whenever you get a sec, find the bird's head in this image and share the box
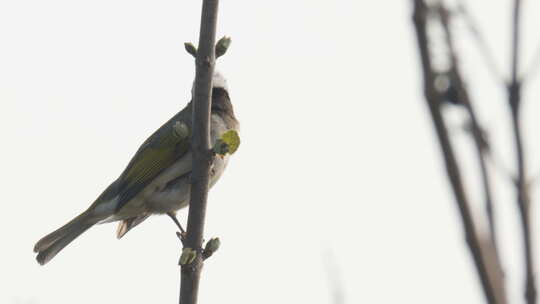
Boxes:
[211,71,229,92]
[190,71,235,122]
[191,71,229,96]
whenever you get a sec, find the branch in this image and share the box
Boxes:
[411,1,499,303]
[437,5,507,302]
[179,1,220,304]
[456,0,505,83]
[478,234,508,304]
[510,0,522,88]
[508,1,537,303]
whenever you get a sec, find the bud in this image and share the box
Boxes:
[205,237,221,253]
[184,42,198,58]
[215,36,232,58]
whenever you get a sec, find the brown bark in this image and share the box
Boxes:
[179,1,220,304]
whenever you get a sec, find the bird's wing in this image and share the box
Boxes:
[113,108,193,211]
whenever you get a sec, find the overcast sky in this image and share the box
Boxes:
[1,1,539,303]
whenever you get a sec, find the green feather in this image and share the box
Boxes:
[101,105,194,211]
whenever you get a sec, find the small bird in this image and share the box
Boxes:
[34,72,239,265]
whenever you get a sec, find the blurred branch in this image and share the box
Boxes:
[411,1,499,303]
[479,235,508,304]
[510,0,521,86]
[179,1,220,304]
[456,0,504,83]
[437,5,507,302]
[508,1,537,303]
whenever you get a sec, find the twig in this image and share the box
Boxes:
[411,1,499,303]
[437,5,507,302]
[456,0,505,83]
[179,1,220,304]
[508,1,537,303]
[510,0,521,86]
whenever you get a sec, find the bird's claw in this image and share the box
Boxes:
[176,231,187,245]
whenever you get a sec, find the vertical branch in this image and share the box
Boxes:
[508,1,537,303]
[179,1,219,304]
[510,0,521,86]
[437,6,507,302]
[411,1,498,303]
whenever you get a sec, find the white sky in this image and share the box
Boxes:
[1,0,539,303]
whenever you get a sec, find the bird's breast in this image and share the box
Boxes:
[141,113,233,214]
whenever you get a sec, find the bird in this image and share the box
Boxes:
[33,72,239,265]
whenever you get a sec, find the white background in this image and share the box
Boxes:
[1,1,539,303]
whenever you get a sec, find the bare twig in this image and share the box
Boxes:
[508,1,537,303]
[455,0,505,83]
[179,1,220,304]
[437,6,507,302]
[411,1,499,303]
[510,0,521,86]
[478,234,508,304]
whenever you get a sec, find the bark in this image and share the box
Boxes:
[179,1,220,304]
[411,1,499,302]
[508,1,536,303]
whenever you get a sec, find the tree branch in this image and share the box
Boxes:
[508,1,537,303]
[510,0,522,88]
[456,0,504,83]
[437,6,507,302]
[179,1,220,304]
[411,1,499,303]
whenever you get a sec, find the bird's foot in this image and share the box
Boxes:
[176,231,187,246]
[167,212,186,245]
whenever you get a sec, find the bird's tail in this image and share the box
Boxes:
[33,210,101,265]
